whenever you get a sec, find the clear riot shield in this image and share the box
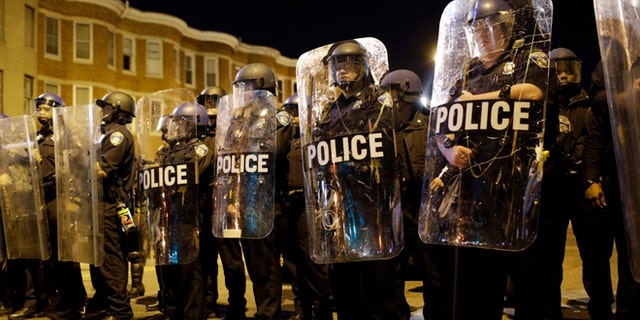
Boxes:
[593,0,640,281]
[54,104,104,265]
[134,88,196,264]
[136,88,200,265]
[419,0,552,251]
[213,90,276,239]
[0,115,50,260]
[296,37,403,264]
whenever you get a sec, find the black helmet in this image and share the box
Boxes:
[165,102,208,143]
[380,69,424,104]
[35,93,65,109]
[34,93,65,126]
[323,39,372,90]
[197,86,227,107]
[95,91,136,124]
[281,93,299,117]
[549,47,582,86]
[233,63,277,96]
[465,0,514,61]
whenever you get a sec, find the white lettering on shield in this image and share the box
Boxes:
[433,100,531,134]
[139,164,189,190]
[306,132,384,168]
[216,153,270,174]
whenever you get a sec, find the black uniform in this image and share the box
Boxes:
[276,114,333,320]
[436,45,549,319]
[581,61,640,319]
[318,84,407,320]
[86,121,135,320]
[156,136,213,320]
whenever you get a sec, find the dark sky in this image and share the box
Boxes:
[128,1,600,88]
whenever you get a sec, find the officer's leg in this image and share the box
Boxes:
[218,238,247,318]
[242,234,282,319]
[127,251,146,298]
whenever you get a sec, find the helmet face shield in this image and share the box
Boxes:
[465,12,514,61]
[331,55,365,89]
[166,114,196,143]
[553,59,582,85]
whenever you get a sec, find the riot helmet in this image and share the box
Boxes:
[197,86,227,128]
[33,93,65,127]
[380,69,424,106]
[165,102,207,143]
[281,93,299,117]
[95,91,136,124]
[323,39,373,91]
[549,47,582,88]
[156,114,171,140]
[464,0,515,63]
[233,63,277,96]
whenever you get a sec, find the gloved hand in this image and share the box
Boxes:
[33,149,43,164]
[95,162,107,178]
[585,182,606,208]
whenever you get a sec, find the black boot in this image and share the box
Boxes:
[128,251,146,298]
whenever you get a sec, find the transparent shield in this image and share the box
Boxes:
[135,88,200,265]
[0,115,50,260]
[593,0,640,281]
[213,90,277,239]
[297,37,403,264]
[54,104,104,265]
[419,0,552,251]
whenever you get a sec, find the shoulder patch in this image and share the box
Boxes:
[276,110,292,126]
[378,92,393,107]
[195,144,209,158]
[529,51,549,69]
[109,131,124,146]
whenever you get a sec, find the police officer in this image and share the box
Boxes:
[432,0,550,318]
[227,63,284,320]
[276,93,333,320]
[535,47,593,319]
[197,86,249,319]
[31,94,87,320]
[84,91,136,320]
[155,102,212,319]
[318,39,408,320]
[583,60,640,320]
[380,70,452,320]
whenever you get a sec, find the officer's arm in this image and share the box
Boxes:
[457,83,543,101]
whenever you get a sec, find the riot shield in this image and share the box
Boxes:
[296,37,403,264]
[136,88,200,265]
[593,0,640,281]
[54,104,104,265]
[134,88,197,264]
[0,115,51,260]
[213,89,276,239]
[419,0,552,251]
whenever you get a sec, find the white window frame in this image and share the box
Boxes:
[204,56,219,87]
[73,85,92,105]
[146,40,163,78]
[107,30,116,68]
[184,52,195,87]
[74,22,92,62]
[44,16,60,58]
[123,36,135,74]
[174,47,180,83]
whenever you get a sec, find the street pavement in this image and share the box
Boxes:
[0,224,617,319]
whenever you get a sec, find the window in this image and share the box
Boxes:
[0,0,4,42]
[123,37,134,72]
[24,6,34,48]
[75,22,91,61]
[174,48,180,82]
[277,80,283,102]
[204,57,219,87]
[146,41,162,77]
[184,54,194,86]
[24,75,33,114]
[44,83,61,97]
[107,31,115,67]
[74,86,92,105]
[45,16,60,56]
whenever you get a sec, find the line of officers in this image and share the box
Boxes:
[1,43,638,320]
[0,59,431,320]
